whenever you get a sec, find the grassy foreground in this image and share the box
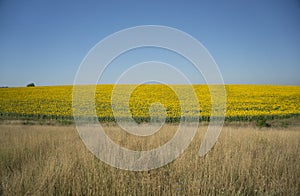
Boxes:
[0,124,299,195]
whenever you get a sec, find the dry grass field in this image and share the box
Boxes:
[0,122,299,195]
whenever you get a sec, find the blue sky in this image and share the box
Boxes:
[0,0,299,86]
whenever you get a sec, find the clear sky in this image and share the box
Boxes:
[0,0,299,86]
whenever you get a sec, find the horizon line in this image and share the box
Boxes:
[1,83,300,88]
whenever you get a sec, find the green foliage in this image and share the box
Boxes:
[256,117,271,128]
[280,121,289,128]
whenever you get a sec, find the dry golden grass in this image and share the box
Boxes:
[0,124,299,195]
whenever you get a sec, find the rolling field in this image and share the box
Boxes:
[0,85,300,195]
[0,85,299,122]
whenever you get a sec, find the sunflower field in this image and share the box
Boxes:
[0,85,299,122]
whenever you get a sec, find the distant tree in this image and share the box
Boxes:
[27,83,35,87]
